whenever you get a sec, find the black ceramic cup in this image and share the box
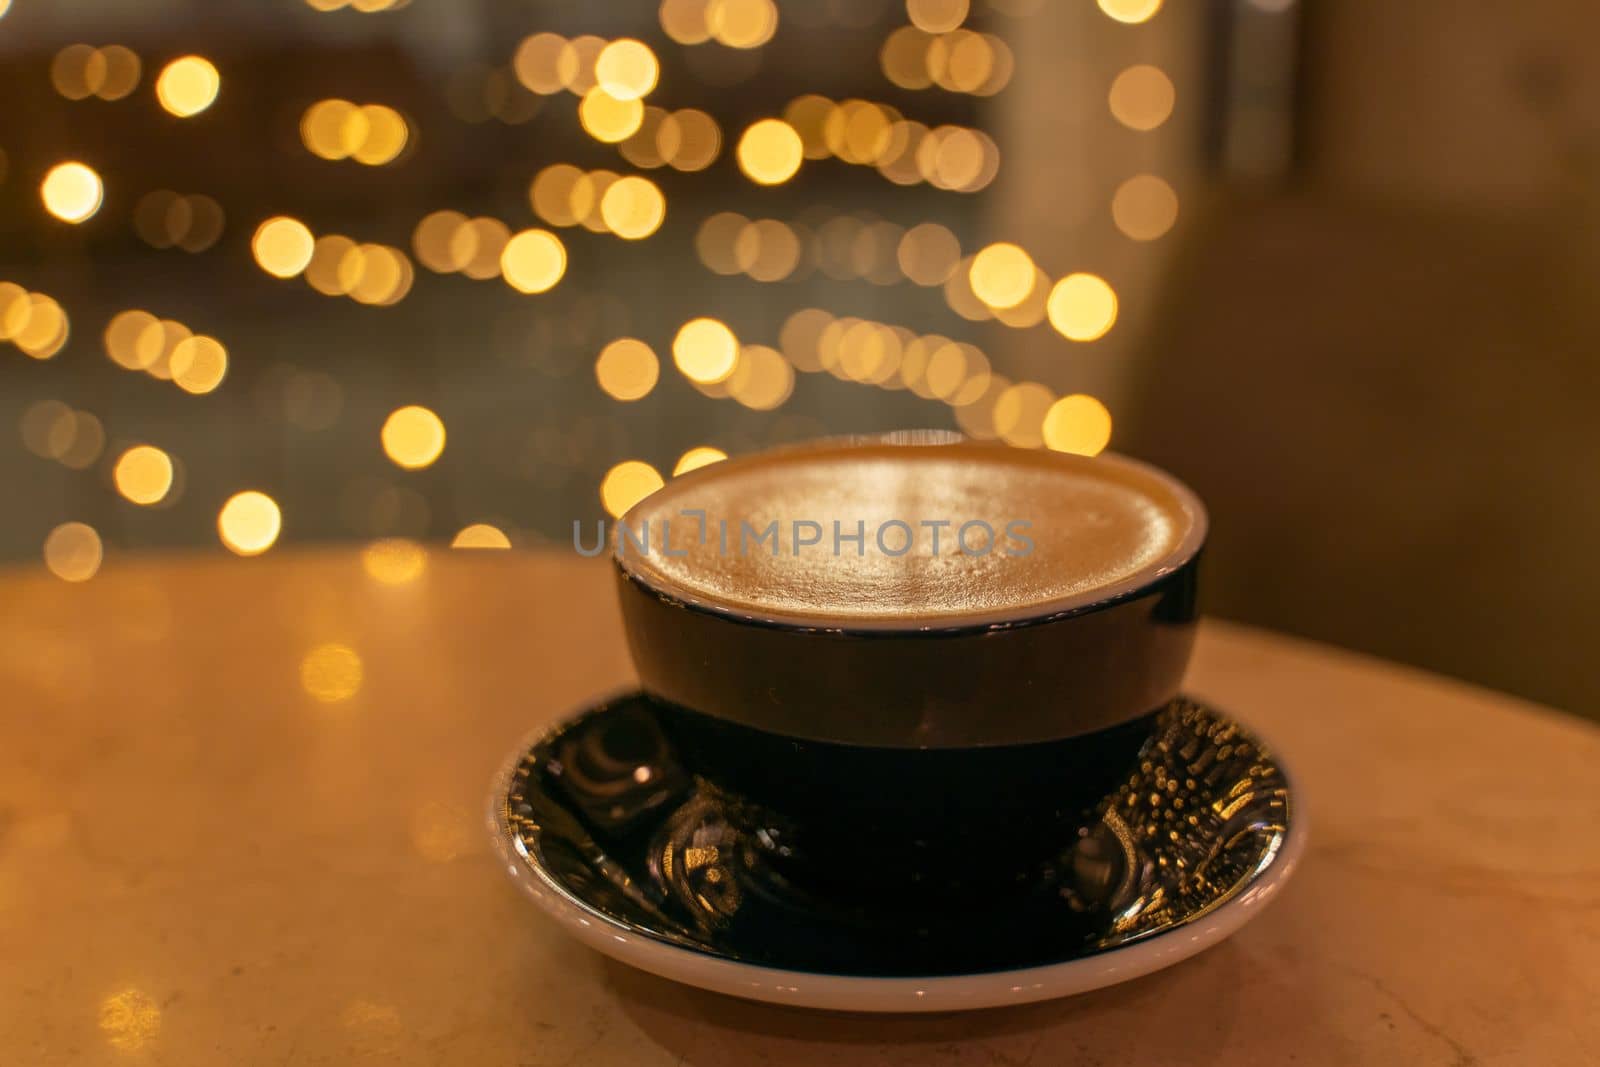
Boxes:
[611,436,1207,902]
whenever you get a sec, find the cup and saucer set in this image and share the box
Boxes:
[489,438,1304,1013]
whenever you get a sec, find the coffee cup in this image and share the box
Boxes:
[611,434,1206,901]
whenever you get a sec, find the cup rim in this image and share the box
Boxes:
[613,437,1208,635]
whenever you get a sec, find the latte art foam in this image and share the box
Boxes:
[619,441,1198,625]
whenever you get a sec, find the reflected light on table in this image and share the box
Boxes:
[300,642,364,703]
[361,537,428,583]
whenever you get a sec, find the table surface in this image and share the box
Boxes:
[1,550,1596,1066]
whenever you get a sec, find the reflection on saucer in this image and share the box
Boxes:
[497,694,1292,979]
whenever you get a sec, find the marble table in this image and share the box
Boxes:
[1,550,1595,1064]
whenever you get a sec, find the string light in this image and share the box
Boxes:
[736,118,803,185]
[595,338,660,401]
[155,55,219,117]
[673,318,739,384]
[1046,273,1118,342]
[40,162,103,223]
[217,491,282,556]
[381,406,446,469]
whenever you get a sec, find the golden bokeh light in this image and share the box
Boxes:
[927,30,1000,93]
[993,381,1055,448]
[579,87,644,143]
[897,222,961,286]
[595,39,659,101]
[707,0,778,48]
[113,445,175,505]
[362,538,428,584]
[53,44,141,101]
[1047,273,1118,342]
[103,309,158,369]
[1043,394,1113,456]
[594,338,660,401]
[673,317,739,384]
[659,108,722,171]
[500,229,567,293]
[968,242,1036,309]
[1112,174,1179,241]
[301,100,408,164]
[673,446,728,476]
[881,28,934,91]
[4,291,71,359]
[21,404,103,469]
[660,0,712,44]
[562,35,607,95]
[943,255,993,321]
[599,176,666,239]
[993,267,1051,328]
[783,94,836,159]
[1109,65,1175,131]
[252,216,315,278]
[452,523,512,549]
[169,335,228,394]
[779,308,832,373]
[907,0,969,33]
[301,643,364,703]
[449,217,510,279]
[737,118,803,185]
[412,209,471,271]
[695,211,748,275]
[600,460,665,518]
[353,104,409,165]
[381,405,446,470]
[217,491,281,556]
[530,165,584,227]
[1098,0,1162,21]
[155,55,220,117]
[727,344,795,410]
[570,170,618,233]
[734,218,801,282]
[512,32,569,94]
[44,522,102,582]
[40,162,103,223]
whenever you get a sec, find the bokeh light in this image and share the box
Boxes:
[907,0,969,33]
[40,162,103,223]
[452,523,512,548]
[1046,273,1118,342]
[500,229,567,293]
[673,318,739,384]
[301,643,364,703]
[737,119,803,185]
[114,445,175,505]
[993,381,1055,448]
[43,522,102,582]
[1112,174,1179,240]
[673,446,728,475]
[169,335,229,394]
[599,176,666,239]
[600,460,665,518]
[595,338,660,401]
[155,55,220,117]
[362,538,428,584]
[707,0,778,48]
[1097,0,1163,23]
[381,405,447,469]
[968,242,1035,309]
[217,491,282,556]
[660,0,713,44]
[1042,394,1113,456]
[1109,65,1175,130]
[595,39,659,100]
[252,217,315,278]
[579,88,644,143]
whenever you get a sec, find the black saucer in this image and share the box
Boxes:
[492,692,1296,984]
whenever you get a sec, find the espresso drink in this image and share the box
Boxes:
[624,441,1191,626]
[611,437,1206,901]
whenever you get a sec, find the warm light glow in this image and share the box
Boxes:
[512,32,569,94]
[993,381,1055,448]
[44,522,102,582]
[1047,273,1118,342]
[4,292,71,359]
[251,217,314,278]
[659,108,721,171]
[1043,394,1113,456]
[673,318,739,384]
[114,445,175,505]
[104,309,158,369]
[98,989,160,1051]
[1112,174,1179,240]
[381,405,446,469]
[897,222,961,286]
[595,338,660,401]
[40,162,103,223]
[695,211,748,275]
[362,538,428,584]
[499,229,567,293]
[169,335,229,394]
[673,446,728,476]
[412,210,470,271]
[707,0,778,48]
[452,523,512,549]
[530,166,583,227]
[660,0,713,44]
[881,28,934,91]
[155,55,220,117]
[907,0,968,32]
[968,242,1036,309]
[351,104,408,165]
[301,643,364,703]
[1098,0,1162,21]
[736,119,803,185]
[600,460,665,518]
[727,344,794,410]
[217,491,281,556]
[595,39,659,100]
[733,219,801,282]
[599,176,666,239]
[579,87,644,143]
[1109,65,1175,130]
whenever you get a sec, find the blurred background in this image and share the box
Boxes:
[1,0,1594,715]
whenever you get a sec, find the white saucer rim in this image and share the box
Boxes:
[487,697,1306,1014]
